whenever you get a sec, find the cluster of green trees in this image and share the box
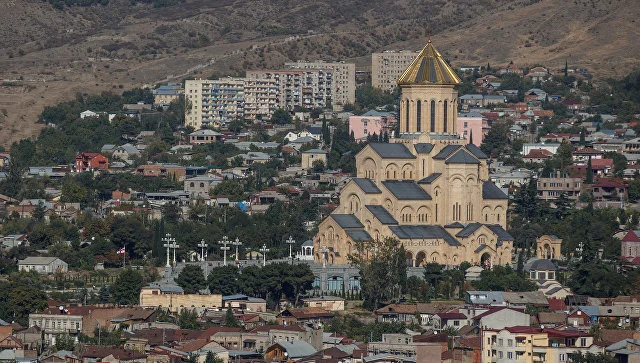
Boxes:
[176,263,315,308]
[327,315,406,342]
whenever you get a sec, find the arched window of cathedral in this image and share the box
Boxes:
[403,171,406,179]
[443,100,448,132]
[416,100,421,132]
[394,171,397,179]
[485,214,488,222]
[386,170,390,178]
[430,100,436,132]
[497,213,500,222]
[435,204,438,222]
[406,100,410,132]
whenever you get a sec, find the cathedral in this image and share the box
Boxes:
[313,39,514,268]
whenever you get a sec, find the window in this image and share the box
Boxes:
[454,320,460,326]
[444,100,448,132]
[430,100,436,131]
[508,339,513,347]
[416,100,421,132]
[498,352,503,359]
[580,338,586,346]
[364,129,368,135]
[507,352,513,359]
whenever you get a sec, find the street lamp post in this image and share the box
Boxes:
[285,236,295,265]
[259,244,270,267]
[232,238,243,262]
[170,241,180,268]
[218,236,230,266]
[198,239,208,277]
[162,233,174,268]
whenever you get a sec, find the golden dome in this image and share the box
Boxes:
[397,39,461,86]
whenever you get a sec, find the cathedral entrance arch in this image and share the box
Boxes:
[481,253,492,269]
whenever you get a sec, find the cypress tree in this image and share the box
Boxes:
[586,156,594,184]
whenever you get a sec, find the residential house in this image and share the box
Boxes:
[18,257,68,274]
[75,153,109,172]
[589,179,627,203]
[502,291,549,308]
[301,149,328,169]
[153,83,183,106]
[523,149,553,163]
[300,296,345,311]
[567,306,599,327]
[265,340,316,361]
[189,130,222,144]
[521,143,559,155]
[221,295,267,312]
[276,307,334,325]
[572,148,604,163]
[606,338,640,362]
[183,175,223,198]
[79,345,147,363]
[457,112,488,147]
[465,291,506,307]
[432,313,467,330]
[471,307,530,330]
[621,230,640,264]
[368,334,419,358]
[112,144,141,161]
[231,152,270,166]
[348,110,396,141]
[80,110,100,119]
[1,234,29,249]
[376,304,419,325]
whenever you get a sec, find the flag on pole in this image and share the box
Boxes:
[117,247,125,254]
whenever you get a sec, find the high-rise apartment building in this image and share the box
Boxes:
[185,78,244,129]
[185,77,278,129]
[285,61,356,108]
[246,69,334,111]
[371,51,420,92]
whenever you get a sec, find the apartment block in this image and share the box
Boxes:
[482,327,602,363]
[246,69,333,111]
[185,78,244,129]
[371,50,419,92]
[243,78,279,122]
[285,61,356,108]
[537,172,582,200]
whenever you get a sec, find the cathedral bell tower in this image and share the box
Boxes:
[397,38,461,135]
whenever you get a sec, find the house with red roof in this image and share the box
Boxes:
[433,312,468,330]
[621,230,640,264]
[75,152,108,172]
[523,148,553,163]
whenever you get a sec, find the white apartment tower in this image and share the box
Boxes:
[246,69,334,111]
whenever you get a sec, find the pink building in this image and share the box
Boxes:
[348,111,397,142]
[457,113,487,147]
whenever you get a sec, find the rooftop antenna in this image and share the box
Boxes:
[426,23,432,43]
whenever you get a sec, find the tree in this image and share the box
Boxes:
[98,286,111,303]
[605,151,628,178]
[312,160,325,173]
[207,265,242,295]
[178,308,200,329]
[55,334,76,351]
[584,156,594,184]
[480,121,510,158]
[175,265,207,294]
[270,108,292,125]
[554,141,573,170]
[110,268,144,305]
[205,351,224,363]
[348,237,407,310]
[321,119,330,144]
[223,307,241,327]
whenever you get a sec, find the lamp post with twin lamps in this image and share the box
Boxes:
[218,236,230,266]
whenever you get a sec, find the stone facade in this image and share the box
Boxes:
[314,40,513,268]
[139,287,222,313]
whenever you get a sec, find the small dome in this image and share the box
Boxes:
[529,259,557,271]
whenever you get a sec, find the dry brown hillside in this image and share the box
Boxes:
[0,0,638,147]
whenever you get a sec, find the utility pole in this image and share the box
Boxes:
[260,244,270,267]
[170,241,180,268]
[218,236,230,266]
[285,236,295,265]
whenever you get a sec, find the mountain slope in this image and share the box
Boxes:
[0,0,638,146]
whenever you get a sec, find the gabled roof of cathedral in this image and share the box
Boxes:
[382,181,432,200]
[389,225,461,246]
[365,205,398,225]
[352,178,381,193]
[418,173,442,184]
[445,149,480,164]
[330,214,364,229]
[369,143,415,159]
[397,40,461,86]
[456,223,483,237]
[465,144,488,159]
[346,230,372,241]
[475,244,492,253]
[482,181,508,199]
[486,225,514,241]
[414,143,435,154]
[433,145,462,159]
